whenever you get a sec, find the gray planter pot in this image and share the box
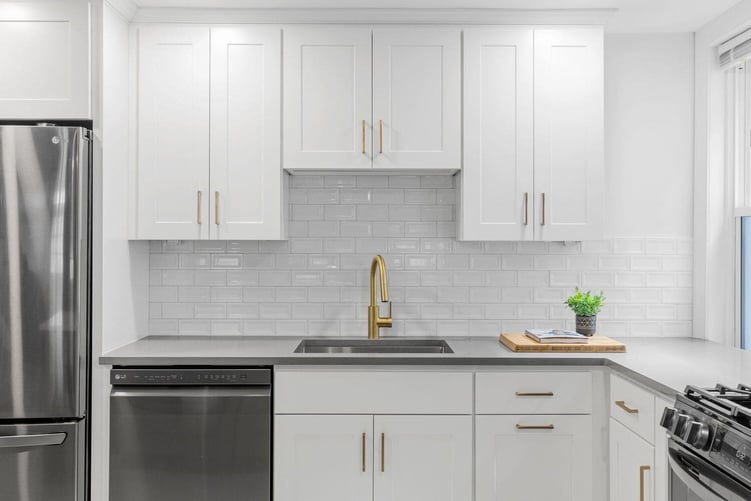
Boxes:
[575,315,597,336]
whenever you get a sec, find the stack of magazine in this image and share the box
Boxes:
[525,329,590,344]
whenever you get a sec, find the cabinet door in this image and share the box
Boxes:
[275,414,373,501]
[0,0,90,119]
[654,397,672,501]
[372,28,461,170]
[534,28,603,241]
[283,26,372,170]
[373,415,472,501]
[476,415,592,501]
[610,418,655,501]
[210,26,284,240]
[460,28,534,241]
[135,26,210,239]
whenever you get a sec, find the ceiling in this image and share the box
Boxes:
[131,0,742,32]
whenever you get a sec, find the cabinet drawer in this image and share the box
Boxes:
[610,374,656,444]
[476,371,592,414]
[275,368,473,414]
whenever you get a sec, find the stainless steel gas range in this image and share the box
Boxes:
[661,385,751,500]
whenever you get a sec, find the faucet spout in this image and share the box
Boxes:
[368,255,393,340]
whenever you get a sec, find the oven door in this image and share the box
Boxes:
[668,439,751,501]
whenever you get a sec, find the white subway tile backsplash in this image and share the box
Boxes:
[148,175,693,338]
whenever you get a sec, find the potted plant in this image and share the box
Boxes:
[565,288,605,337]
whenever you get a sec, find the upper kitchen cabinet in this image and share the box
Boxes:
[132,25,285,240]
[459,27,604,241]
[283,26,461,172]
[0,0,90,119]
[372,28,461,170]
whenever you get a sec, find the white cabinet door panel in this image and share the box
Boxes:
[210,26,283,240]
[0,0,90,119]
[275,414,373,501]
[476,415,592,501]
[534,28,603,241]
[372,28,461,170]
[284,27,372,170]
[374,415,472,501]
[610,418,655,501]
[461,28,533,240]
[136,26,210,239]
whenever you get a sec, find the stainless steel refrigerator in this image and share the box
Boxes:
[0,125,91,501]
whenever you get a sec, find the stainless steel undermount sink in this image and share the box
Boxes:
[294,338,454,354]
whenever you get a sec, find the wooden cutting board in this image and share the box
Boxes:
[500,333,626,353]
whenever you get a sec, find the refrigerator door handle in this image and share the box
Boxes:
[0,432,67,448]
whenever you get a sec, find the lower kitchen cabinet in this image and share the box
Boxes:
[274,414,472,501]
[274,414,373,501]
[610,418,655,501]
[475,415,593,501]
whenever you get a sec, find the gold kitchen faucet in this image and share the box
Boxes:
[368,255,393,340]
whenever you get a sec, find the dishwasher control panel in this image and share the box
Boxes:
[111,368,271,386]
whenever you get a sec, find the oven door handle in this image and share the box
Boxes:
[668,451,726,501]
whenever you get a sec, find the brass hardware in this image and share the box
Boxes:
[362,120,366,155]
[523,192,529,226]
[516,424,555,430]
[380,432,385,472]
[540,192,546,226]
[639,465,650,501]
[361,433,366,472]
[197,190,203,225]
[515,392,554,397]
[215,191,220,225]
[379,119,383,154]
[368,255,392,340]
[615,400,639,414]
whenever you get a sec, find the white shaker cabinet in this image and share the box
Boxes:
[283,26,461,172]
[274,414,373,501]
[476,415,593,501]
[283,27,372,171]
[0,0,90,119]
[373,416,472,501]
[610,418,655,501]
[460,28,534,241]
[460,27,603,241]
[133,25,285,240]
[135,26,211,240]
[372,28,461,171]
[534,28,604,241]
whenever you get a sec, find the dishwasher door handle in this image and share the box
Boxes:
[111,387,271,399]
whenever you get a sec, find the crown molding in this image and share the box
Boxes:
[106,0,138,21]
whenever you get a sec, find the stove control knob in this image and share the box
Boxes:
[673,414,691,436]
[685,421,711,450]
[660,408,677,429]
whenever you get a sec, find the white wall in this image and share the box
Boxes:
[604,33,694,239]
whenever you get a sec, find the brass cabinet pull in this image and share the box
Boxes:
[523,192,529,225]
[515,391,554,397]
[615,400,639,414]
[516,424,555,430]
[361,433,366,472]
[215,191,220,225]
[380,432,385,472]
[196,190,203,225]
[362,120,366,155]
[379,119,383,154]
[639,465,650,501]
[540,192,546,226]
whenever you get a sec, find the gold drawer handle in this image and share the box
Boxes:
[523,192,529,226]
[615,400,639,414]
[361,432,366,472]
[380,432,385,472]
[639,465,650,501]
[516,424,555,430]
[362,120,366,155]
[515,391,554,397]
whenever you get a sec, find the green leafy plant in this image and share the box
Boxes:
[565,288,605,317]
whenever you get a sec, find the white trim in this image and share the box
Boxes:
[735,207,751,218]
[132,7,615,25]
[719,27,751,58]
[106,0,137,21]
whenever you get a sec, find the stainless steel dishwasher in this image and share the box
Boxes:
[109,368,271,501]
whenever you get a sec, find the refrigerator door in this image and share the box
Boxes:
[0,421,85,501]
[0,126,90,420]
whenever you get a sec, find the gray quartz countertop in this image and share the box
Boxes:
[100,336,748,397]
